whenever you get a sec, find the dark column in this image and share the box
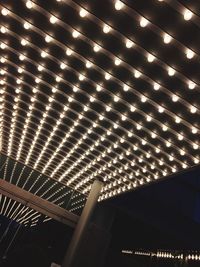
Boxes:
[62,180,103,267]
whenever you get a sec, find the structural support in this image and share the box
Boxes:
[0,179,78,227]
[62,180,103,267]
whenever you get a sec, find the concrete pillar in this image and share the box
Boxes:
[62,180,103,267]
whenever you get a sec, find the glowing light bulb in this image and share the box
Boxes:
[188,81,196,90]
[126,39,134,48]
[140,17,149,27]
[0,26,7,34]
[153,82,160,90]
[66,48,73,56]
[50,15,58,24]
[21,39,28,46]
[123,84,129,91]
[79,8,88,18]
[134,70,141,78]
[103,24,111,33]
[26,1,33,9]
[147,53,155,62]
[105,73,111,80]
[86,61,92,68]
[183,9,193,21]
[45,35,52,43]
[1,8,9,16]
[172,94,179,102]
[190,106,197,113]
[163,33,172,44]
[114,58,121,66]
[24,21,31,30]
[186,48,195,59]
[168,66,175,76]
[72,30,80,38]
[115,0,124,10]
[93,44,101,52]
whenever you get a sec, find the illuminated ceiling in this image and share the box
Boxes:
[0,0,199,204]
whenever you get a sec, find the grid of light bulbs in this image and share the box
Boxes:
[0,0,199,201]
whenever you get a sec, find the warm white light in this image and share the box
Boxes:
[172,95,179,102]
[126,39,134,48]
[66,48,73,56]
[153,82,160,90]
[72,30,80,38]
[0,26,7,34]
[188,81,196,90]
[1,8,9,16]
[183,9,193,21]
[23,22,31,30]
[26,1,33,9]
[123,84,129,91]
[134,70,141,78]
[103,24,111,33]
[94,44,101,52]
[21,39,28,46]
[50,15,58,24]
[45,35,52,43]
[60,62,66,69]
[115,0,124,10]
[147,53,155,62]
[41,51,47,58]
[114,58,121,66]
[140,17,149,27]
[105,73,111,80]
[79,8,88,18]
[190,106,197,113]
[167,66,175,76]
[186,48,195,59]
[86,61,92,68]
[163,33,172,44]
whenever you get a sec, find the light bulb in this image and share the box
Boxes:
[79,8,88,18]
[163,33,172,44]
[140,17,149,27]
[26,1,33,9]
[172,94,179,102]
[126,39,134,48]
[134,70,141,78]
[114,58,121,66]
[168,66,175,76]
[147,53,155,62]
[183,9,193,21]
[153,82,160,90]
[115,0,124,10]
[1,8,9,16]
[24,22,32,31]
[66,48,73,56]
[86,61,92,68]
[188,81,196,90]
[103,24,111,33]
[72,30,80,38]
[50,15,58,24]
[190,106,197,113]
[45,35,52,43]
[0,26,7,34]
[186,48,195,59]
[93,44,101,52]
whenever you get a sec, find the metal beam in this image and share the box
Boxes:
[0,179,79,227]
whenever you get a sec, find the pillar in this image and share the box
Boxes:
[62,180,103,267]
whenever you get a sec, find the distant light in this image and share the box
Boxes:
[183,9,193,21]
[153,82,160,90]
[140,17,149,27]
[190,106,197,113]
[163,33,172,44]
[115,0,124,10]
[45,35,52,43]
[172,95,179,102]
[24,22,31,30]
[134,70,141,78]
[115,58,121,66]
